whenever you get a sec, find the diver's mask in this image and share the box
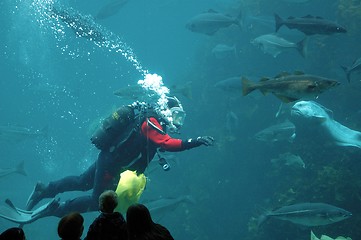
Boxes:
[170,106,186,129]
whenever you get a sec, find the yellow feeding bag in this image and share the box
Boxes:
[115,170,147,214]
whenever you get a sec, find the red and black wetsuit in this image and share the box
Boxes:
[43,115,197,217]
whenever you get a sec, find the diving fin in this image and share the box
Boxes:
[0,198,59,224]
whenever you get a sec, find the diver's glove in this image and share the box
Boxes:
[182,136,214,150]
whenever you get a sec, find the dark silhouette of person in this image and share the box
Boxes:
[25,96,214,219]
[0,227,26,240]
[126,203,174,240]
[58,212,84,240]
[85,190,127,240]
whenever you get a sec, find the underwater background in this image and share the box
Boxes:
[1,0,361,239]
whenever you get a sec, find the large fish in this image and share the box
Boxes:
[291,101,361,148]
[251,33,307,58]
[275,14,347,35]
[341,57,361,83]
[0,125,48,143]
[242,72,340,103]
[0,161,27,179]
[186,9,242,36]
[271,152,305,169]
[211,44,237,59]
[114,82,192,100]
[214,76,243,92]
[258,202,351,227]
[95,0,128,20]
[143,195,195,221]
[254,120,296,143]
[50,6,107,43]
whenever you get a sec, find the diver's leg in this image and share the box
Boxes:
[92,150,121,202]
[52,196,97,217]
[26,163,96,210]
[46,151,121,218]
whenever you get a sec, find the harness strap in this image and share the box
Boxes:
[146,118,166,135]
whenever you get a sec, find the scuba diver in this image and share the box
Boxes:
[22,96,214,220]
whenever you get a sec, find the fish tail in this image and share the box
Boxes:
[184,195,196,204]
[274,13,284,32]
[340,65,351,83]
[296,37,308,58]
[242,77,256,96]
[16,161,27,176]
[235,9,243,30]
[257,214,269,227]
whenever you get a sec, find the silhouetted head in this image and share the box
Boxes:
[99,190,118,213]
[0,227,25,240]
[126,203,153,235]
[57,212,84,240]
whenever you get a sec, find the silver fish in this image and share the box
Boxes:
[258,202,351,227]
[50,6,107,43]
[291,101,361,148]
[0,161,27,179]
[242,72,340,103]
[214,76,242,92]
[186,9,242,36]
[251,33,307,58]
[114,82,192,100]
[211,44,237,59]
[254,120,296,143]
[271,152,305,168]
[275,14,347,36]
[0,125,48,143]
[95,0,128,20]
[341,57,361,82]
[143,195,195,220]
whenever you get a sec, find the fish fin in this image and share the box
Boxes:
[296,37,308,58]
[293,70,305,75]
[314,116,327,123]
[16,161,27,176]
[274,14,284,32]
[274,94,298,103]
[340,65,351,83]
[259,89,268,96]
[257,213,269,227]
[288,133,296,143]
[205,30,218,36]
[302,14,315,18]
[242,77,256,96]
[260,77,270,82]
[171,81,193,100]
[274,72,290,78]
[234,9,243,30]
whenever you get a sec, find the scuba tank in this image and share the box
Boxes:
[91,105,135,151]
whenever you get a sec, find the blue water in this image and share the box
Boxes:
[1,0,361,239]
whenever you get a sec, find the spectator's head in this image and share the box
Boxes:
[99,190,118,213]
[126,203,153,235]
[0,227,25,240]
[57,212,84,240]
